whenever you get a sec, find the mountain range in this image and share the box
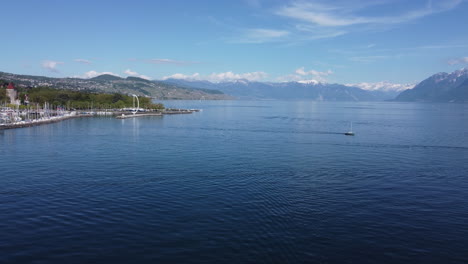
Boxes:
[162,79,399,101]
[164,68,468,102]
[1,68,468,102]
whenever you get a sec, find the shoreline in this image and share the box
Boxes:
[116,112,163,119]
[0,113,92,130]
[0,109,199,130]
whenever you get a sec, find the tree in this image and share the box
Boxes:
[0,87,6,103]
[15,86,164,110]
[114,100,126,109]
[112,93,124,103]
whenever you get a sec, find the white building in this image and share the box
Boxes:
[6,83,20,105]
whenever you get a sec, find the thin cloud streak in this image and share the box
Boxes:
[228,0,462,44]
[447,57,468,65]
[162,71,268,82]
[146,58,198,66]
[232,28,290,43]
[276,0,462,27]
[74,59,92,65]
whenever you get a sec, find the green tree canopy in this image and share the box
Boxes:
[17,87,164,110]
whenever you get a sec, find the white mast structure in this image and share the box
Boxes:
[132,94,139,115]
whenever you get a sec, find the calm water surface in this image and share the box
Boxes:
[1,101,468,263]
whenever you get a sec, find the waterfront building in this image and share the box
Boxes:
[6,82,20,105]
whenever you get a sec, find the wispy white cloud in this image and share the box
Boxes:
[41,60,64,73]
[294,24,347,40]
[277,2,368,27]
[295,67,333,77]
[271,0,462,41]
[77,71,121,79]
[162,73,201,80]
[162,71,268,82]
[124,69,151,80]
[234,28,290,43]
[447,57,468,65]
[228,0,461,44]
[74,59,92,65]
[207,71,268,82]
[276,0,462,27]
[278,67,333,83]
[349,55,391,63]
[146,58,197,66]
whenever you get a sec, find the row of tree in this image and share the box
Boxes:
[0,81,164,110]
[0,80,8,102]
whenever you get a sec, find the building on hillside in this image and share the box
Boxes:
[6,82,20,105]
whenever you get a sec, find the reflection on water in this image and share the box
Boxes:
[1,101,468,263]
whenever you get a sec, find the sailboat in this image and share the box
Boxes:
[345,122,355,136]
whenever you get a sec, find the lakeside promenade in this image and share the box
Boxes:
[0,112,90,130]
[0,109,199,130]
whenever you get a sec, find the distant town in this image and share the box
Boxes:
[0,79,201,129]
[0,71,229,100]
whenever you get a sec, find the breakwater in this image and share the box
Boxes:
[0,108,200,130]
[0,113,92,130]
[116,113,163,119]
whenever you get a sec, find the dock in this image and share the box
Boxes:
[0,114,92,130]
[115,109,201,118]
[163,109,200,115]
[116,113,163,119]
[1,108,202,130]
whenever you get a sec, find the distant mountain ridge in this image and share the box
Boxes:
[163,78,398,101]
[395,68,468,102]
[90,74,123,81]
[0,71,229,100]
[4,69,468,102]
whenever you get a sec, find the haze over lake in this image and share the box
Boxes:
[1,101,467,263]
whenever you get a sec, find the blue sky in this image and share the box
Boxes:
[1,0,468,85]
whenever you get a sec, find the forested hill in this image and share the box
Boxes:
[0,71,229,100]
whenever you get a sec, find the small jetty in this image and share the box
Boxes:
[1,108,202,130]
[115,109,201,119]
[116,112,163,119]
[163,108,200,115]
[0,113,92,130]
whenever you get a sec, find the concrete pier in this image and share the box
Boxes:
[116,113,163,119]
[0,114,92,130]
[1,108,201,130]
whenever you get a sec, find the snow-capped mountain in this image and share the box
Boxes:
[346,81,415,92]
[163,78,394,101]
[163,68,468,102]
[395,68,468,102]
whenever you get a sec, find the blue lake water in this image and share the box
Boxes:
[1,100,468,263]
